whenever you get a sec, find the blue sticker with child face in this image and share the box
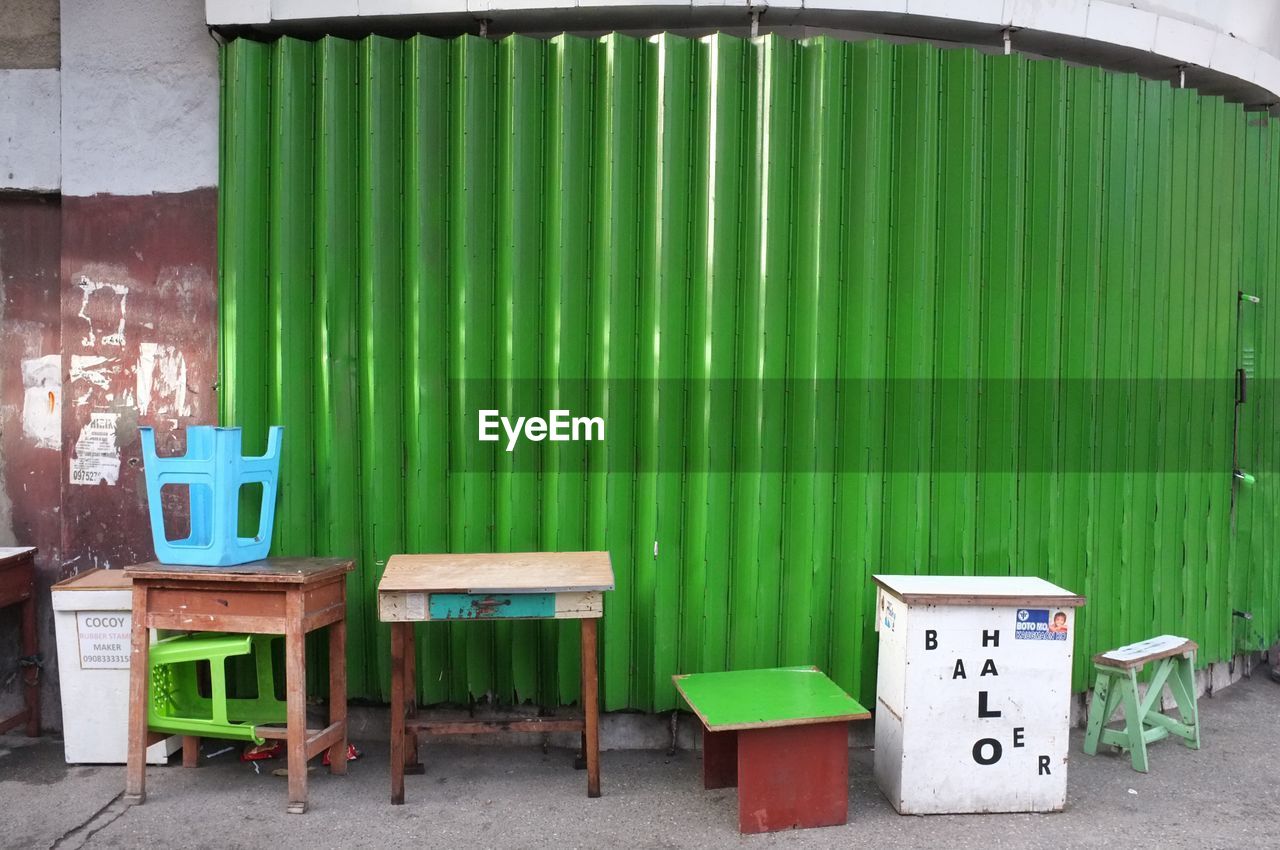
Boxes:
[1015,608,1069,641]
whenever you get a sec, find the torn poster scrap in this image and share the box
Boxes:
[70,412,121,486]
[21,354,62,450]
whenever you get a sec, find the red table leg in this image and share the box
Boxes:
[702,728,737,789]
[390,621,407,805]
[327,617,348,776]
[736,721,849,834]
[124,583,149,804]
[284,589,308,815]
[182,736,200,767]
[580,618,601,798]
[403,622,422,775]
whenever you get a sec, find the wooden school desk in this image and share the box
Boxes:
[377,551,614,804]
[124,557,353,814]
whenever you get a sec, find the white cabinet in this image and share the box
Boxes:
[873,574,1085,814]
[52,569,177,765]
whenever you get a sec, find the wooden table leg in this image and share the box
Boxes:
[736,721,848,834]
[327,617,348,775]
[390,621,407,805]
[182,736,200,768]
[403,622,423,774]
[124,583,149,804]
[581,617,601,798]
[285,591,308,814]
[20,590,38,737]
[702,727,738,789]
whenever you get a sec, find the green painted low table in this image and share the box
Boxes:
[673,666,870,834]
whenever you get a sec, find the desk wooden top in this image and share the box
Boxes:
[673,666,870,732]
[379,552,614,594]
[125,557,354,584]
[0,547,36,569]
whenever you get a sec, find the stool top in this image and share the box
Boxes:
[1094,635,1197,670]
[125,557,353,584]
[673,666,870,732]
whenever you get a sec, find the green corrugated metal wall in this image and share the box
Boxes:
[218,32,1280,711]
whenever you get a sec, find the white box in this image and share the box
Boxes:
[872,574,1085,814]
[51,569,178,765]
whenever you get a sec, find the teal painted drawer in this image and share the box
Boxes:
[429,593,555,620]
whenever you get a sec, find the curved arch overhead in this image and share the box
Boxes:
[207,1,1280,106]
[220,32,1280,711]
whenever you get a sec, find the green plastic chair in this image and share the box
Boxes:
[148,633,287,744]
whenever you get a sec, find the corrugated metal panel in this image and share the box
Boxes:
[219,33,1280,710]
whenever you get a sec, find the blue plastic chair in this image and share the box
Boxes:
[139,426,283,566]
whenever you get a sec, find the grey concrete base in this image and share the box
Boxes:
[335,647,1278,750]
[340,704,706,752]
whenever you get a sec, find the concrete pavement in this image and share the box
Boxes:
[2,672,1278,849]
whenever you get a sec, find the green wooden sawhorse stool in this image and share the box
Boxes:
[673,666,871,834]
[1083,635,1200,772]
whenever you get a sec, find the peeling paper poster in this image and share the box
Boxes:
[70,412,121,486]
[69,354,123,407]
[21,354,62,450]
[137,343,191,417]
[76,276,129,347]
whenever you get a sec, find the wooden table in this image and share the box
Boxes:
[124,557,353,814]
[674,666,871,834]
[0,547,39,737]
[377,551,614,804]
